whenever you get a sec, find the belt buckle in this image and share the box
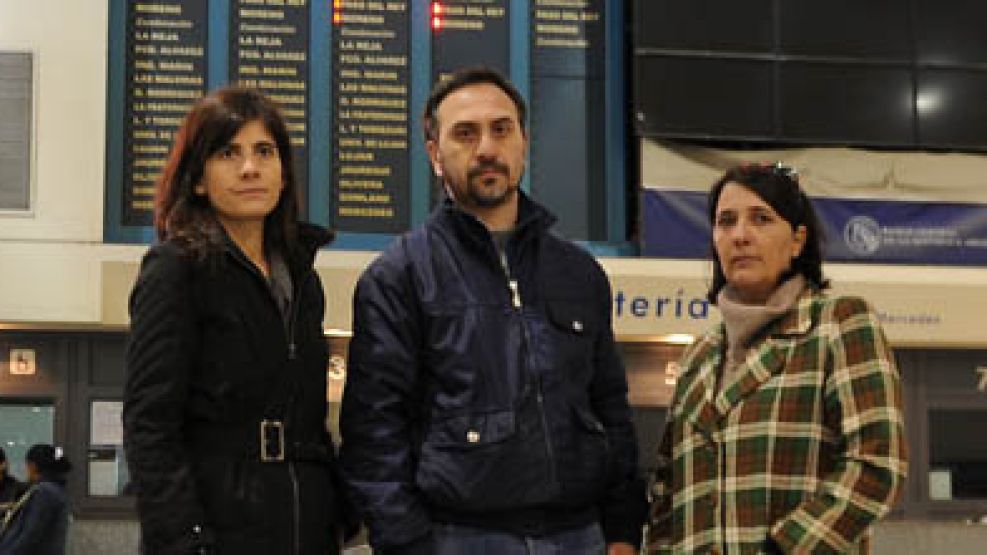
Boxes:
[260,420,285,462]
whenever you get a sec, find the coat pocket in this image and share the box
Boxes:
[557,404,610,503]
[544,300,597,384]
[415,410,543,511]
[545,299,596,338]
[194,459,266,532]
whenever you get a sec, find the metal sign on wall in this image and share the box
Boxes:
[642,189,987,266]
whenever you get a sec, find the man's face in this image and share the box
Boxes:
[426,83,527,211]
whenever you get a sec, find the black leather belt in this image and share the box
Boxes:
[187,421,331,463]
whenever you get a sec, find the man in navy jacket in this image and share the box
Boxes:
[340,67,647,554]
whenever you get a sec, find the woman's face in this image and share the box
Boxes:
[713,182,806,304]
[195,119,284,229]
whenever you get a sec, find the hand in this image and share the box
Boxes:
[607,542,638,555]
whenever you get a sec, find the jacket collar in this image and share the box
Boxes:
[432,189,557,251]
[673,288,819,436]
[292,222,334,269]
[220,222,332,279]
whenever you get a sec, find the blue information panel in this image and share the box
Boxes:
[530,0,608,240]
[331,1,411,233]
[105,0,630,250]
[431,0,509,83]
[230,0,310,209]
[122,0,208,227]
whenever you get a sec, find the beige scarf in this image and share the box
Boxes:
[715,275,806,390]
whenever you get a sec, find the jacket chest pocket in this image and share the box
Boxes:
[543,299,597,381]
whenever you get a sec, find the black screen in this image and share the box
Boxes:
[918,70,987,149]
[634,0,987,151]
[916,0,987,64]
[635,0,772,53]
[635,56,774,138]
[780,63,913,145]
[779,0,910,60]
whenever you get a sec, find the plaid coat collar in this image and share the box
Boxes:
[673,289,818,438]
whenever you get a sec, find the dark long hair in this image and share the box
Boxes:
[706,163,829,303]
[25,444,72,485]
[154,86,299,259]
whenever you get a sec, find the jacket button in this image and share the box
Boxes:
[466,430,480,443]
[572,320,583,332]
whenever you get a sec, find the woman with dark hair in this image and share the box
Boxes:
[0,444,71,554]
[123,86,348,554]
[647,163,907,554]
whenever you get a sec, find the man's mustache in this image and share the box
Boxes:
[467,161,510,181]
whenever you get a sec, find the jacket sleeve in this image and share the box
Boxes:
[123,246,213,553]
[0,486,50,551]
[769,297,908,553]
[339,250,432,551]
[590,273,649,548]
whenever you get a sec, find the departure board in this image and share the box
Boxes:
[532,0,605,78]
[107,0,629,248]
[330,1,411,233]
[229,0,310,207]
[431,0,509,82]
[530,0,607,240]
[122,0,208,226]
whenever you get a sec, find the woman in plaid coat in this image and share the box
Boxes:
[647,164,907,554]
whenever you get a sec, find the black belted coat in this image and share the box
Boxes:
[124,224,348,555]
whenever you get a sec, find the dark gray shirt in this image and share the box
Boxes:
[267,251,293,324]
[490,228,515,275]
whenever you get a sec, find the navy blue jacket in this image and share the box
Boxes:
[0,481,69,555]
[340,194,647,551]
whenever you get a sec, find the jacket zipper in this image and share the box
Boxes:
[508,279,521,309]
[226,249,310,360]
[289,460,301,554]
[535,374,557,488]
[285,271,312,361]
[228,249,311,552]
[503,261,557,490]
[284,272,311,554]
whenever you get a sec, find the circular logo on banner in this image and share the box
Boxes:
[844,215,882,255]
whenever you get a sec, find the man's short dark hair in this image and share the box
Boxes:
[423,67,527,141]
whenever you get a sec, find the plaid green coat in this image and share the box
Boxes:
[647,291,907,554]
